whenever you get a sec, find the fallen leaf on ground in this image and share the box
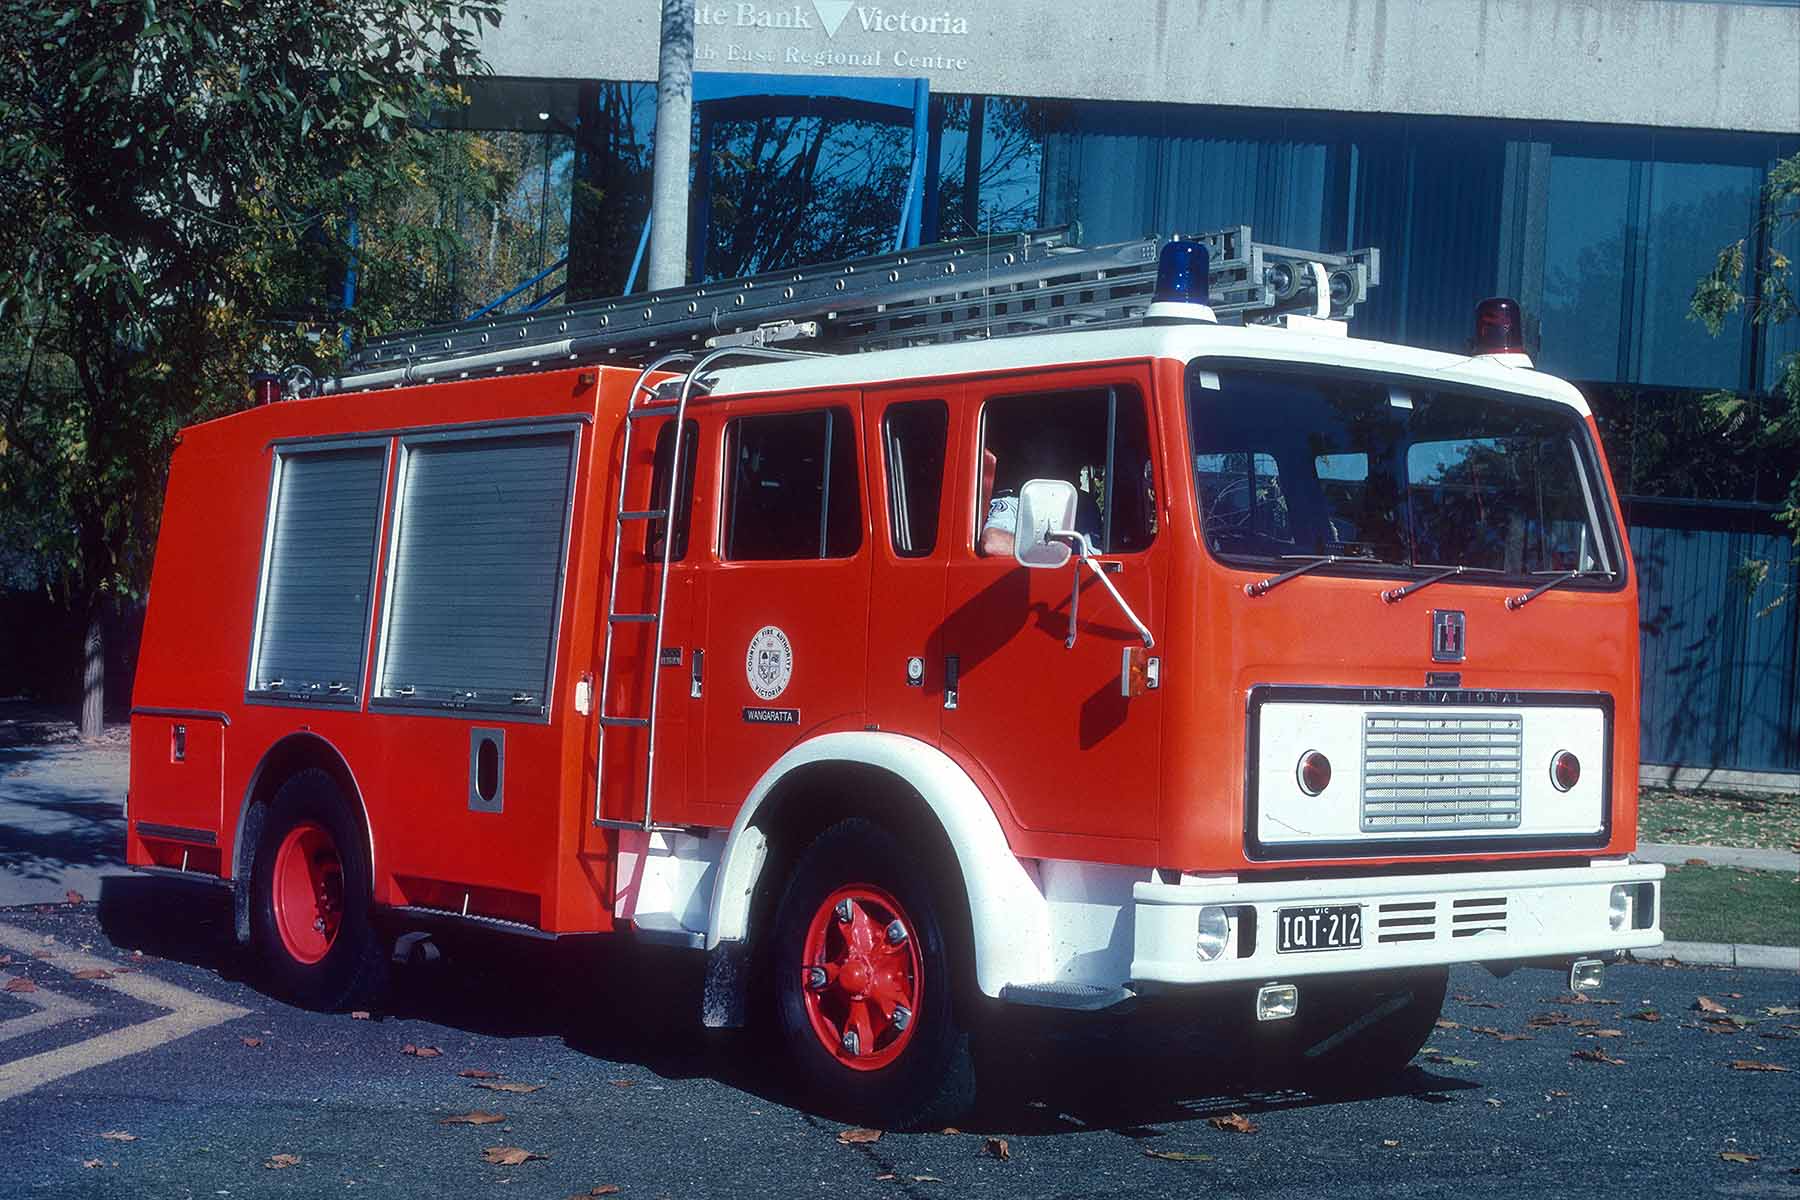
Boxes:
[439,1112,507,1125]
[580,1188,622,1197]
[264,1154,300,1170]
[1484,1098,1503,1107]
[1728,1060,1791,1072]
[1452,993,1473,1001]
[474,1082,543,1094]
[70,968,109,980]
[81,1159,102,1169]
[0,955,10,965]
[837,1128,883,1145]
[609,1079,634,1089]
[402,1043,442,1058]
[1143,1149,1213,1162]
[65,890,84,905]
[1628,1009,1663,1022]
[1694,996,1727,1014]
[1720,1151,1762,1164]
[1381,1139,1401,1148]
[1434,1019,1461,1029]
[241,1037,262,1048]
[1470,1025,1504,1036]
[1684,857,1709,867]
[4,978,36,994]
[482,1146,547,1166]
[1207,1113,1258,1134]
[1546,1090,1571,1098]
[459,1069,501,1079]
[1421,1052,1481,1068]
[875,1174,897,1181]
[1460,1000,1503,1009]
[98,1131,136,1142]
[1571,1048,1625,1066]
[983,1136,1011,1160]
[1723,993,1743,999]
[350,1011,371,1020]
[1578,1030,1625,1038]
[937,1127,961,1135]
[1763,1006,1800,1017]
[910,1176,942,1183]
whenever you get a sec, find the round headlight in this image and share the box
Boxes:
[1196,906,1230,961]
[1551,750,1581,792]
[1297,750,1332,796]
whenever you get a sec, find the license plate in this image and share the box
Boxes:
[1276,904,1363,953]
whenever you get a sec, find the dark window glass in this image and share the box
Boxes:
[980,386,1155,555]
[645,419,697,562]
[725,408,862,561]
[1187,364,1620,583]
[883,400,949,557]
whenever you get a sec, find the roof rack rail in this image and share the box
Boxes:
[321,226,1379,396]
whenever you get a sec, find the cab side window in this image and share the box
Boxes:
[645,419,697,562]
[979,386,1155,555]
[725,407,862,560]
[883,400,948,557]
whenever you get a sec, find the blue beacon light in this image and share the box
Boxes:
[1145,239,1217,326]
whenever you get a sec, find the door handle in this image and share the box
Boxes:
[691,648,704,699]
[943,655,959,711]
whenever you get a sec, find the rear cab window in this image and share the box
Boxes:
[724,407,862,561]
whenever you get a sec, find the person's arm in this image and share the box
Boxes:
[979,524,1015,557]
[979,492,1018,558]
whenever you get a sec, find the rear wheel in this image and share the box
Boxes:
[249,769,387,1011]
[770,818,975,1129]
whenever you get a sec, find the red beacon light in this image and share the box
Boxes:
[1472,297,1531,363]
[250,372,282,406]
[1145,239,1217,326]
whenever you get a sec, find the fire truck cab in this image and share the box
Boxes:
[127,231,1664,1126]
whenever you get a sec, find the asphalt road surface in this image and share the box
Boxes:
[0,883,1795,1200]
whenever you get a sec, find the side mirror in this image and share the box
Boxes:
[1014,478,1079,569]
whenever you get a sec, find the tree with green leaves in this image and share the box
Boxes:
[1691,153,1800,615]
[0,0,502,735]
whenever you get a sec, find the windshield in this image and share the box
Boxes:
[1187,363,1620,582]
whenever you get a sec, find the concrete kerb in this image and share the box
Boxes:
[1636,842,1800,873]
[1632,940,1800,972]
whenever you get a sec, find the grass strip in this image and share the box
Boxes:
[1659,865,1800,947]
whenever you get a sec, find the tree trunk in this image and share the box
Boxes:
[80,602,105,739]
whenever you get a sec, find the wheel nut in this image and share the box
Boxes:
[834,899,853,924]
[885,919,907,945]
[805,966,828,990]
[891,1005,911,1032]
[841,1029,860,1056]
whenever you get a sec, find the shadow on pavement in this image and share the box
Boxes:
[92,876,1477,1134]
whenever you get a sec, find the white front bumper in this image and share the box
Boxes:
[1131,862,1664,985]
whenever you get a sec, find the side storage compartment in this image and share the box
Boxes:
[128,711,227,876]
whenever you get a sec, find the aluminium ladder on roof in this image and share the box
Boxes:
[320,225,1380,396]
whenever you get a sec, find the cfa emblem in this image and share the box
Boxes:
[745,626,794,701]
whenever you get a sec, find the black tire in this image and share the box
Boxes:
[1283,967,1449,1088]
[248,769,388,1011]
[769,818,976,1129]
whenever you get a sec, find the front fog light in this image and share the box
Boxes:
[1256,982,1299,1022]
[1196,906,1230,961]
[1570,958,1605,991]
[1608,884,1631,931]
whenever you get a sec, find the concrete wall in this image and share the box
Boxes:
[479,0,1800,134]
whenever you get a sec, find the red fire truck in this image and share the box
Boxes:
[126,227,1664,1126]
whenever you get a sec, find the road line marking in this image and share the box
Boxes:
[0,972,96,1044]
[0,923,250,1105]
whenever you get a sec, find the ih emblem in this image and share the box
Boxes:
[1432,610,1466,663]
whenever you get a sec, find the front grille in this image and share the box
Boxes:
[1361,712,1523,833]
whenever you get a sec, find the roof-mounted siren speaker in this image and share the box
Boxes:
[1145,240,1217,326]
[1472,297,1533,366]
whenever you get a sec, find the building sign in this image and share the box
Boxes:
[694,2,975,74]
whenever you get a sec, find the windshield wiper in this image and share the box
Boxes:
[1245,554,1360,597]
[1504,569,1615,610]
[1380,564,1502,604]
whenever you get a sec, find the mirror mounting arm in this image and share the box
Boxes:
[1049,532,1155,651]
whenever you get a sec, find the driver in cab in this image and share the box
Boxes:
[978,423,1103,557]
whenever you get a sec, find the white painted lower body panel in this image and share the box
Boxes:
[1129,861,1664,986]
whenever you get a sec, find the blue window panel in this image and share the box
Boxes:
[1541,154,1633,383]
[1638,159,1762,389]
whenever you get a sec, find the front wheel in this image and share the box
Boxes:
[770,818,975,1129]
[249,769,387,1011]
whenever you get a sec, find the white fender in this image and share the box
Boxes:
[703,731,1051,998]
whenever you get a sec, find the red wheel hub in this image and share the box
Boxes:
[271,821,344,965]
[799,884,923,1072]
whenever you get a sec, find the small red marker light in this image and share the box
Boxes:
[1297,750,1332,796]
[1550,750,1581,792]
[1473,297,1525,355]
